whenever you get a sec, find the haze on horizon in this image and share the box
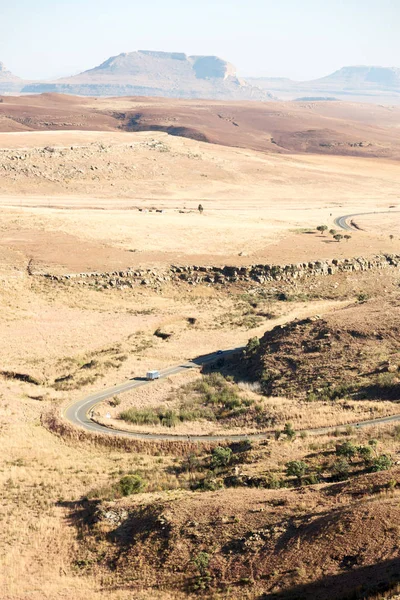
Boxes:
[1,0,399,81]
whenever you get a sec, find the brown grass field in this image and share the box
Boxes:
[1,94,400,599]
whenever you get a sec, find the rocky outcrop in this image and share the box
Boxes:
[38,254,400,289]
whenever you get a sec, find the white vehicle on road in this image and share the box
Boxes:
[146,370,160,381]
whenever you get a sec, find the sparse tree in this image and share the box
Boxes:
[390,234,394,241]
[317,225,328,235]
[198,204,204,214]
[344,234,351,242]
[329,229,337,236]
[333,234,343,243]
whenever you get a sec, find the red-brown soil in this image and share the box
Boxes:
[73,467,400,599]
[242,298,400,399]
[1,94,400,158]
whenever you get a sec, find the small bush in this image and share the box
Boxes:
[109,396,121,407]
[370,454,393,472]
[283,422,296,441]
[332,458,350,480]
[357,292,369,303]
[245,336,260,356]
[357,445,373,465]
[286,460,307,483]
[119,474,145,496]
[336,441,357,461]
[191,475,224,492]
[211,447,232,470]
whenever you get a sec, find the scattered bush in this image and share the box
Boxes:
[211,446,232,470]
[370,454,393,472]
[286,460,307,483]
[119,474,145,496]
[229,439,253,454]
[357,292,369,303]
[336,441,357,461]
[109,396,121,407]
[120,405,214,428]
[191,475,224,492]
[192,551,213,591]
[357,445,373,465]
[245,336,260,356]
[154,328,172,340]
[332,458,350,480]
[283,422,296,441]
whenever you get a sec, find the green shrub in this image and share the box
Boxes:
[192,551,213,591]
[265,473,285,489]
[332,458,350,480]
[283,422,296,441]
[193,551,210,574]
[357,292,369,303]
[245,336,260,356]
[303,473,320,485]
[357,445,373,465]
[336,441,357,461]
[119,474,145,496]
[191,475,224,492]
[370,454,393,472]
[229,439,253,454]
[211,447,232,470]
[286,460,307,483]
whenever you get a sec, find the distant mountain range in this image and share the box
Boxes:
[247,66,400,103]
[1,56,400,103]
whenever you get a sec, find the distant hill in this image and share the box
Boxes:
[22,51,275,101]
[248,65,400,104]
[0,62,24,93]
[317,65,400,90]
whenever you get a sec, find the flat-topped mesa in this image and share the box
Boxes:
[22,50,274,100]
[38,254,400,287]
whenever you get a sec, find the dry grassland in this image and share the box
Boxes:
[0,115,400,598]
[0,131,400,273]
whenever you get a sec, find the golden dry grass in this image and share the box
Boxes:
[0,115,400,598]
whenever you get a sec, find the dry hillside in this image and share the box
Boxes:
[1,94,400,158]
[242,298,400,400]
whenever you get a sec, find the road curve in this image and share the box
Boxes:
[64,207,400,443]
[63,347,400,442]
[334,210,400,232]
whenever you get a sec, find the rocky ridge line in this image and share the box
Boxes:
[37,254,400,289]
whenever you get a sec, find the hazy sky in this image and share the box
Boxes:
[0,0,398,81]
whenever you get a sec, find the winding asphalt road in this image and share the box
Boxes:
[63,209,400,442]
[334,210,400,232]
[64,348,400,443]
